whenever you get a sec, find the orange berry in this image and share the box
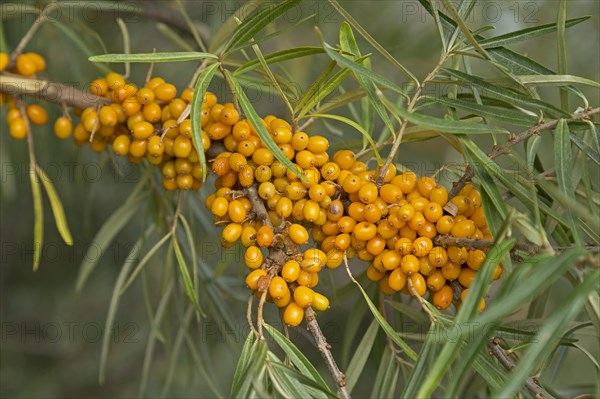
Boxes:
[26,104,48,125]
[256,225,274,247]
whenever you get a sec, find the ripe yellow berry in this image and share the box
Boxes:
[283,302,304,326]
[26,104,48,125]
[9,118,27,140]
[112,134,131,156]
[269,276,290,300]
[211,197,229,217]
[282,260,301,282]
[246,269,267,290]
[244,245,264,269]
[293,286,315,308]
[388,268,407,291]
[222,223,243,244]
[289,224,309,245]
[16,54,37,76]
[409,273,427,297]
[256,225,274,247]
[53,116,73,139]
[0,52,9,71]
[433,285,453,310]
[312,293,330,311]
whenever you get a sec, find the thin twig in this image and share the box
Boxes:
[0,74,111,109]
[407,278,438,323]
[487,107,600,160]
[247,294,258,336]
[488,338,555,399]
[305,306,351,399]
[376,52,450,186]
[434,235,494,249]
[447,165,473,200]
[8,8,47,67]
[450,282,555,398]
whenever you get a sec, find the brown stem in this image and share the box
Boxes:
[449,282,555,398]
[0,74,110,109]
[305,306,351,399]
[433,235,494,249]
[488,338,555,399]
[407,278,438,323]
[447,165,474,200]
[487,107,600,160]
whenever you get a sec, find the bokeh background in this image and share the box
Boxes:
[1,1,598,397]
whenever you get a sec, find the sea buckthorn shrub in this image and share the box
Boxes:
[2,60,499,325]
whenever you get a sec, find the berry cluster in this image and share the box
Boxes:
[1,52,50,139]
[2,52,499,327]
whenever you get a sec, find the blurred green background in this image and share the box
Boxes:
[1,1,598,397]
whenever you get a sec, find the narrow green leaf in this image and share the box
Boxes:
[417,239,515,399]
[370,348,399,399]
[116,18,130,78]
[427,0,447,50]
[444,69,570,118]
[327,0,419,85]
[234,47,324,75]
[440,0,489,58]
[465,16,590,50]
[121,232,171,294]
[230,340,268,398]
[35,165,73,246]
[172,238,201,312]
[190,63,219,183]
[222,0,303,54]
[495,270,600,398]
[248,40,294,117]
[270,358,324,399]
[99,231,149,384]
[462,139,570,229]
[557,0,569,110]
[305,113,382,163]
[30,169,43,271]
[268,361,337,399]
[263,324,330,391]
[175,0,207,51]
[322,43,405,95]
[89,51,218,63]
[339,22,396,142]
[478,249,586,328]
[293,60,336,115]
[402,323,443,398]
[139,280,173,396]
[231,332,256,392]
[75,190,146,291]
[517,74,600,89]
[224,69,303,179]
[422,95,538,126]
[385,300,430,325]
[345,319,379,392]
[554,120,583,245]
[393,104,509,135]
[346,265,417,361]
[209,0,262,53]
[297,67,351,119]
